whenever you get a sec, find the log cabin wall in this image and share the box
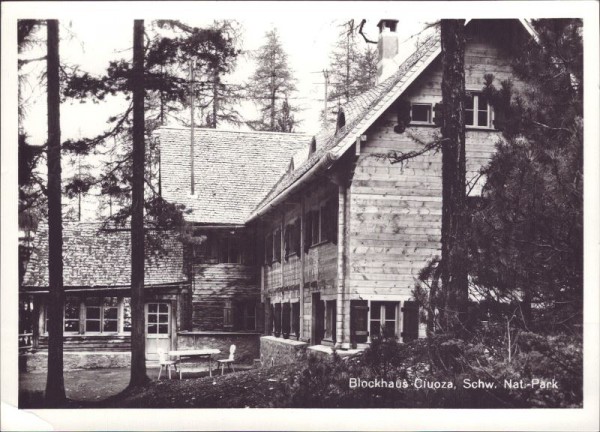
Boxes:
[188,228,260,331]
[261,180,339,340]
[346,32,525,321]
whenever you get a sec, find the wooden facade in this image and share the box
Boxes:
[254,20,528,348]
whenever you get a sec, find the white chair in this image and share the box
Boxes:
[157,349,178,380]
[217,344,236,375]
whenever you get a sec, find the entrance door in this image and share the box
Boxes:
[145,302,171,361]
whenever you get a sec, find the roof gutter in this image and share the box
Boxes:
[247,150,339,222]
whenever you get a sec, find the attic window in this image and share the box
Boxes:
[336,110,346,131]
[410,103,432,124]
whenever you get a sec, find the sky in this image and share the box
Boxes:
[18,3,430,146]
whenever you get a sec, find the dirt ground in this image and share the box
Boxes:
[18,363,300,408]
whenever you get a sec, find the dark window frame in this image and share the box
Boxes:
[410,103,433,124]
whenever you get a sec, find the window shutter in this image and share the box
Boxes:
[433,102,443,126]
[401,301,419,342]
[350,300,369,346]
[284,225,291,261]
[304,211,312,253]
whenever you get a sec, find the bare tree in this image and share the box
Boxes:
[44,19,66,406]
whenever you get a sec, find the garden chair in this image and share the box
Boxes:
[217,344,236,375]
[157,349,178,380]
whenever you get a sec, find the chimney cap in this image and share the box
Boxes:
[377,19,399,33]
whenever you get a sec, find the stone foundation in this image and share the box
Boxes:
[306,345,363,361]
[20,351,131,372]
[177,331,260,364]
[260,336,308,366]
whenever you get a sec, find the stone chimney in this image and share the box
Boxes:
[376,19,399,84]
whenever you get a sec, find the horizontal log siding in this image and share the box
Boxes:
[191,264,258,331]
[263,182,338,299]
[347,36,522,300]
[38,335,131,352]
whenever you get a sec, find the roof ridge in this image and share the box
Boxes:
[156,126,310,137]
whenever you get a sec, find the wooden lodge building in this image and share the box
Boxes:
[21,19,535,368]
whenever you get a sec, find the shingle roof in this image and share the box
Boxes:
[157,128,310,224]
[22,222,187,288]
[250,36,441,219]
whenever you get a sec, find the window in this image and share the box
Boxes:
[44,296,132,335]
[219,235,241,264]
[83,297,119,333]
[273,229,282,262]
[311,209,320,246]
[84,297,102,332]
[410,103,432,123]
[122,297,132,333]
[291,302,300,338]
[321,200,338,244]
[282,302,291,338]
[146,303,169,335]
[64,296,80,333]
[284,220,300,258]
[265,233,273,264]
[370,301,398,338]
[324,300,337,342]
[465,92,492,128]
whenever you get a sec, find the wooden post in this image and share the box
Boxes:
[299,195,305,339]
[335,183,346,347]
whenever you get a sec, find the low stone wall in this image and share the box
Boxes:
[177,331,260,365]
[260,336,308,366]
[20,351,130,372]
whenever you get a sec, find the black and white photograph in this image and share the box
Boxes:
[1,1,599,430]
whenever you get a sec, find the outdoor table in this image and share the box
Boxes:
[168,348,220,379]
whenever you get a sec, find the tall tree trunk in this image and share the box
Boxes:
[44,19,66,406]
[129,19,149,387]
[440,19,468,334]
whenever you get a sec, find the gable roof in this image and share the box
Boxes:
[248,19,537,221]
[157,127,310,224]
[22,222,187,289]
[248,34,441,220]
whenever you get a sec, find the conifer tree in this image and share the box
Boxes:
[247,29,299,132]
